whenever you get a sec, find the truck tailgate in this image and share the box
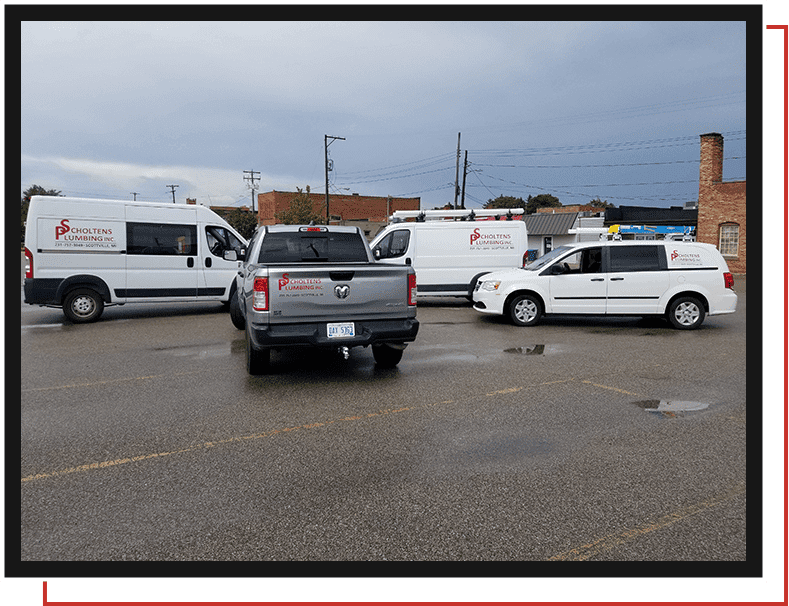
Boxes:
[267,265,411,322]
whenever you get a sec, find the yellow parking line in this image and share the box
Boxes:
[22,370,205,393]
[548,483,746,560]
[580,380,641,397]
[20,377,641,484]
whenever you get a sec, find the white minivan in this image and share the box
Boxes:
[472,240,737,329]
[24,196,247,323]
[370,208,528,298]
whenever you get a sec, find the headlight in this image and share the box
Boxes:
[481,280,501,291]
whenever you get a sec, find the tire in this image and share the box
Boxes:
[508,293,542,327]
[63,288,104,323]
[246,326,270,375]
[668,296,705,330]
[372,343,404,368]
[229,290,246,330]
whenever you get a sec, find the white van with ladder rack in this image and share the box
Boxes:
[370,208,528,298]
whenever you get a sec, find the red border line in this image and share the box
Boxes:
[768,22,789,606]
[37,24,789,606]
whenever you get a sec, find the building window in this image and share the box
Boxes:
[718,223,739,257]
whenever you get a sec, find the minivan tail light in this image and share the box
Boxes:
[24,247,33,279]
[408,273,417,306]
[253,277,269,311]
[723,272,735,290]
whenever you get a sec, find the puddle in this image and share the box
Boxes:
[634,399,710,417]
[504,345,545,355]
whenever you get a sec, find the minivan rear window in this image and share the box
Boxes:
[258,232,369,263]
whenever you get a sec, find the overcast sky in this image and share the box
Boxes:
[20,12,759,212]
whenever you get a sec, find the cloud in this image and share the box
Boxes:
[21,155,307,206]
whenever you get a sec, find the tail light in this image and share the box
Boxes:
[522,251,528,267]
[723,272,735,290]
[408,273,417,306]
[24,247,33,279]
[253,277,269,311]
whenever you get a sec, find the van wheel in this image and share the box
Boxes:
[372,343,404,368]
[509,294,542,327]
[229,291,246,330]
[668,296,705,330]
[246,327,270,375]
[63,288,104,323]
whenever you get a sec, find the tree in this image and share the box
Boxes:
[21,185,61,244]
[275,187,326,225]
[224,208,259,240]
[525,194,561,214]
[589,197,615,209]
[484,195,526,210]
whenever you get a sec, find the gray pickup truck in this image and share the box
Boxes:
[230,224,419,374]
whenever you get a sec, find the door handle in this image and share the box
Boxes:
[187,257,194,268]
[590,278,604,282]
[610,277,624,281]
[205,257,212,268]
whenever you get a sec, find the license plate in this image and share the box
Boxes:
[327,322,355,338]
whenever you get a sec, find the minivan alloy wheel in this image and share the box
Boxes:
[668,296,705,330]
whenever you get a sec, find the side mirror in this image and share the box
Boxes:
[373,248,381,260]
[223,250,237,262]
[550,263,565,275]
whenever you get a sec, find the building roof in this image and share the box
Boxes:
[523,212,578,235]
[604,205,697,226]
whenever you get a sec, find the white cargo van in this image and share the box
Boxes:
[370,208,528,298]
[24,196,248,323]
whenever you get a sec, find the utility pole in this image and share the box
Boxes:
[130,192,139,201]
[325,135,345,223]
[460,150,468,209]
[243,170,261,213]
[453,132,461,209]
[166,184,178,204]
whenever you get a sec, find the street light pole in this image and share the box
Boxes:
[325,135,345,223]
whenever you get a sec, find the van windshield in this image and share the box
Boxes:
[524,246,573,271]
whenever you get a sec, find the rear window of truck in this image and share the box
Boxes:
[257,232,369,263]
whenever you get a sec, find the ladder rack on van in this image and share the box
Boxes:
[390,208,524,223]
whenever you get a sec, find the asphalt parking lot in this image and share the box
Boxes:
[19,265,748,566]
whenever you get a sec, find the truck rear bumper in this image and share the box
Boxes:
[248,317,419,350]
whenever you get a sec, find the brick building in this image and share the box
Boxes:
[257,190,420,232]
[696,132,746,274]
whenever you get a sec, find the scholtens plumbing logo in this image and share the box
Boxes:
[54,219,116,243]
[670,249,702,265]
[470,227,514,249]
[278,273,323,291]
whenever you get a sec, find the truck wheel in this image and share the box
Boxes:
[372,343,404,368]
[229,291,245,330]
[63,288,104,323]
[246,327,270,375]
[508,293,542,327]
[668,296,705,330]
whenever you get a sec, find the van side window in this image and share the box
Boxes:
[127,222,196,256]
[555,247,602,274]
[376,230,410,259]
[609,246,663,272]
[206,226,245,257]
